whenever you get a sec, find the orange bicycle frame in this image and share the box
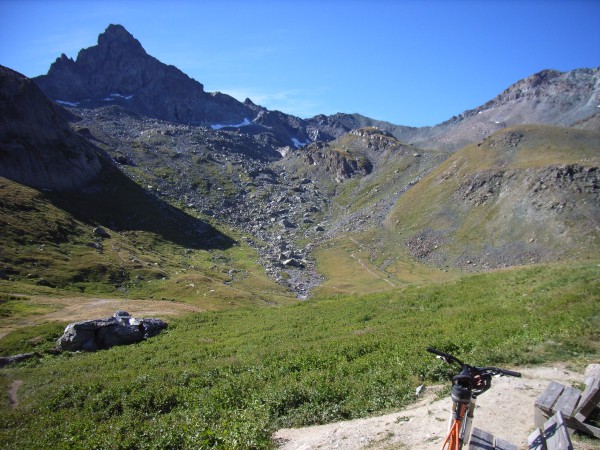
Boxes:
[441,400,473,450]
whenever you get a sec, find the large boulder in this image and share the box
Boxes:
[56,311,167,352]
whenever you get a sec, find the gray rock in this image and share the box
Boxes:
[282,258,301,267]
[56,311,167,352]
[280,218,297,229]
[0,352,40,368]
[93,226,111,238]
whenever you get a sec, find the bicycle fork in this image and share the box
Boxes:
[443,393,477,449]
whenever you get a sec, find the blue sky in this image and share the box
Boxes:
[1,0,598,127]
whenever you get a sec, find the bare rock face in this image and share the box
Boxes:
[303,140,373,181]
[0,65,102,190]
[34,24,252,126]
[56,311,167,352]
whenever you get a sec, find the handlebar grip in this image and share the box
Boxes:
[501,369,521,378]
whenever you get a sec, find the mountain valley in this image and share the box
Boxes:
[1,22,600,450]
[0,24,598,301]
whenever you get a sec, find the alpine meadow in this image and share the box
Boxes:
[1,23,599,450]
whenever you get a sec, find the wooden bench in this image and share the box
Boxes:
[528,411,573,450]
[468,427,517,450]
[534,375,600,438]
[468,412,573,450]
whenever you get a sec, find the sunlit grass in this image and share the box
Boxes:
[1,262,597,449]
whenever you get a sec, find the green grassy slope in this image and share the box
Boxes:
[0,165,294,307]
[379,125,600,271]
[1,263,598,448]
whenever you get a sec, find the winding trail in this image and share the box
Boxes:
[349,238,396,287]
[0,296,206,339]
[8,380,23,408]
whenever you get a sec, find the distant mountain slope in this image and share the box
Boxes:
[309,69,600,152]
[382,125,600,270]
[413,68,600,151]
[278,127,448,235]
[0,65,102,190]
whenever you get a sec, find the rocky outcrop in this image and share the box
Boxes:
[0,65,102,190]
[56,311,167,352]
[34,25,252,126]
[303,141,372,181]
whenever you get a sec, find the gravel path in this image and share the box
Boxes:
[274,365,588,449]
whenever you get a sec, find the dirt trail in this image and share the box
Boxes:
[0,296,206,339]
[273,365,586,450]
[8,380,23,407]
[349,238,396,288]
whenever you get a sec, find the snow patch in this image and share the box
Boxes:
[102,97,115,101]
[292,138,310,148]
[211,118,252,130]
[55,100,79,107]
[110,93,134,100]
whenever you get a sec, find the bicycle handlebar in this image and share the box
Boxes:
[492,368,521,378]
[426,347,464,366]
[426,347,521,379]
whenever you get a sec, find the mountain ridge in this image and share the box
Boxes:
[33,24,600,153]
[34,25,253,126]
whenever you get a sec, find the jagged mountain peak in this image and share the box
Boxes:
[34,24,270,127]
[88,23,147,61]
[98,24,139,46]
[32,24,314,148]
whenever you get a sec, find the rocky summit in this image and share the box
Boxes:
[1,24,599,298]
[34,24,251,127]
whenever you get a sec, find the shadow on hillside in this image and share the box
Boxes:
[47,158,235,250]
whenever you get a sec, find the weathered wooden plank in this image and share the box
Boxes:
[552,385,581,418]
[468,427,494,450]
[543,412,573,450]
[535,381,565,413]
[574,376,600,421]
[528,428,546,450]
[569,420,600,438]
[494,436,518,450]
